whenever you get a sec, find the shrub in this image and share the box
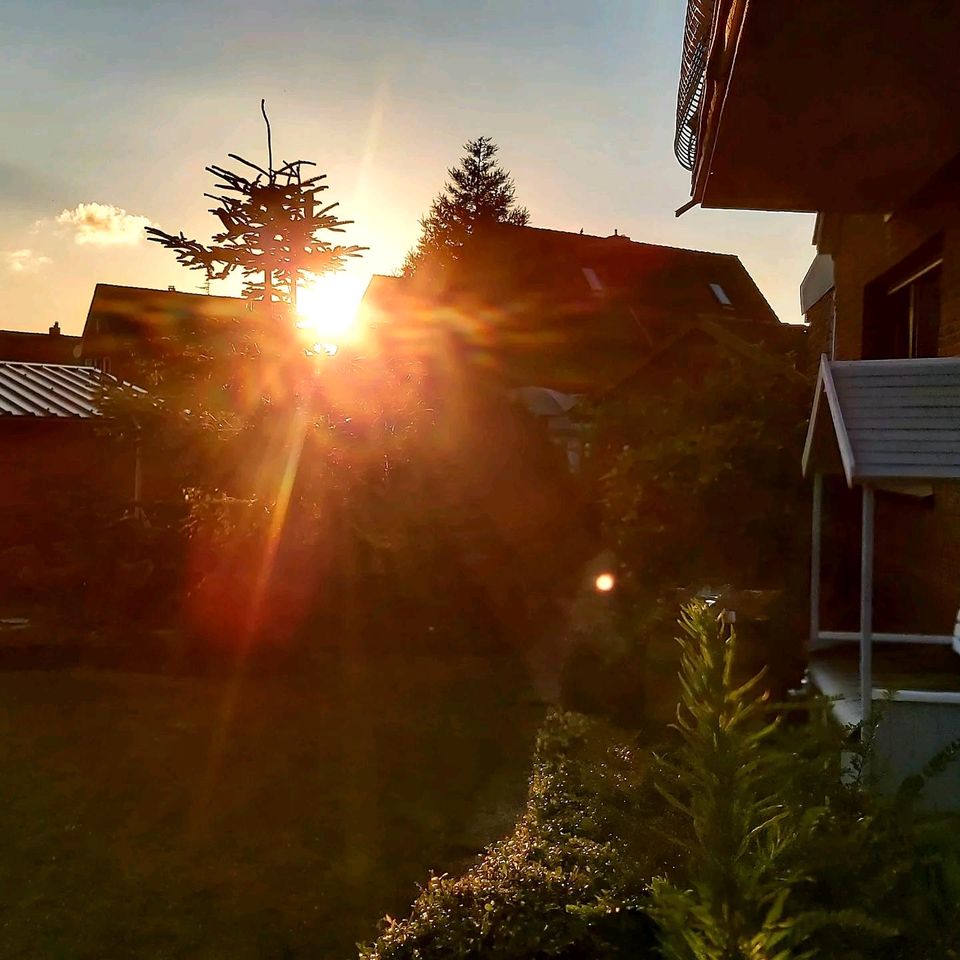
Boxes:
[364,603,960,960]
[650,601,960,960]
[360,710,671,960]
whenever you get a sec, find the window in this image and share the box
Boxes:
[863,244,942,359]
[709,282,733,307]
[581,267,603,293]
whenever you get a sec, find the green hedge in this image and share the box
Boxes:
[360,710,673,960]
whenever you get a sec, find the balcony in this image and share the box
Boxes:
[675,0,960,213]
[674,0,712,173]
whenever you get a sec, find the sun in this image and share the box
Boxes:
[296,272,368,349]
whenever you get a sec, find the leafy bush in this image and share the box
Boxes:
[360,710,672,960]
[650,602,960,960]
[364,603,960,960]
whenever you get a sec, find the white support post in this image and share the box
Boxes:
[810,473,823,652]
[860,485,875,726]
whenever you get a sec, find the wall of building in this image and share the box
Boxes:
[804,289,834,373]
[822,177,960,359]
[817,176,960,633]
[873,485,960,633]
[874,699,960,811]
[0,421,135,549]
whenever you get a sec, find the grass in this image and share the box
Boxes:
[0,651,543,959]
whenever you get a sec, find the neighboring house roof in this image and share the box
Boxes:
[80,283,270,361]
[0,362,124,419]
[803,356,960,484]
[360,225,786,393]
[0,326,82,364]
[447,225,780,327]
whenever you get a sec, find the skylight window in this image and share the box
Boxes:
[709,282,733,306]
[582,267,604,294]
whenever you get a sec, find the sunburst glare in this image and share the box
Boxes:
[296,272,368,348]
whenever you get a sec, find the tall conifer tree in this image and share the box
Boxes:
[402,136,529,277]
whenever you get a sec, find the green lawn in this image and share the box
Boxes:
[0,652,543,959]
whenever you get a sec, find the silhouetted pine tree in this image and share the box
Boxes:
[146,101,365,307]
[402,136,529,277]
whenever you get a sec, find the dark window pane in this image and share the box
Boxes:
[864,284,909,359]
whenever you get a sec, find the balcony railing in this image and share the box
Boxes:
[674,0,715,172]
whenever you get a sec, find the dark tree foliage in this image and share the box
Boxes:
[402,136,530,277]
[569,352,812,715]
[146,101,365,304]
[592,353,811,596]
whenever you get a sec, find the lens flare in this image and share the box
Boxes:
[594,572,615,593]
[296,272,368,346]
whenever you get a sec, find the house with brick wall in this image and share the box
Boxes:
[359,224,805,469]
[0,323,81,364]
[674,0,960,804]
[362,224,797,393]
[80,283,269,383]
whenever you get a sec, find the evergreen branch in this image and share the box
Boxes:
[226,153,271,179]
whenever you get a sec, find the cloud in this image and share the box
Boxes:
[5,249,52,273]
[54,202,155,246]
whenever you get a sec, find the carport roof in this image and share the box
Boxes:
[802,355,960,485]
[0,361,120,419]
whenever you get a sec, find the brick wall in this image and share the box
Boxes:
[824,175,960,359]
[804,289,834,373]
[817,175,960,631]
[0,421,135,548]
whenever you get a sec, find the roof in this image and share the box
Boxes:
[802,355,960,484]
[0,328,82,364]
[80,284,283,360]
[0,362,124,419]
[443,225,780,327]
[362,225,786,393]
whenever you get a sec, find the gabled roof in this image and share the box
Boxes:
[80,284,274,359]
[361,225,786,393]
[0,328,82,365]
[439,224,780,328]
[802,355,960,485]
[0,362,128,419]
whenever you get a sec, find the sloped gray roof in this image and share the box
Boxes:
[0,362,113,419]
[803,355,960,484]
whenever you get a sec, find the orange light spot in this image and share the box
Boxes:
[595,572,615,593]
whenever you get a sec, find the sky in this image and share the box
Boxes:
[1,1,815,335]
